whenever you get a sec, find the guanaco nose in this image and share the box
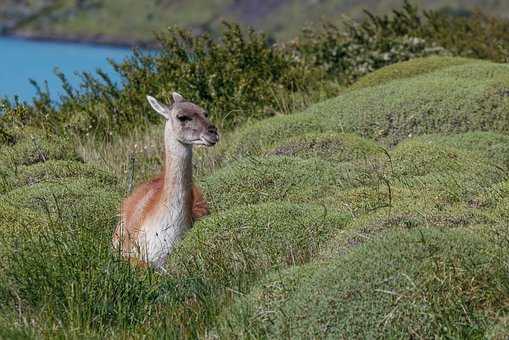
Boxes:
[208,125,218,135]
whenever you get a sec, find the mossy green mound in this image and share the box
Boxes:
[2,178,121,228]
[0,128,78,168]
[205,135,506,213]
[168,202,350,287]
[202,156,386,212]
[0,160,119,194]
[264,132,383,162]
[411,132,509,168]
[219,228,508,339]
[351,56,477,90]
[225,59,509,157]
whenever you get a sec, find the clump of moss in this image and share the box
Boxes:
[2,178,121,228]
[0,160,119,194]
[265,132,383,162]
[225,59,509,155]
[168,202,349,287]
[350,56,476,90]
[219,228,508,339]
[391,139,505,179]
[412,132,509,169]
[201,156,388,212]
[0,128,78,168]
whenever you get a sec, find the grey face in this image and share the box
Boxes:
[147,93,219,146]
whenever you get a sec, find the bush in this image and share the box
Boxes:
[293,1,446,83]
[2,178,121,228]
[161,202,349,333]
[0,128,78,168]
[350,56,475,90]
[3,3,509,140]
[201,155,388,212]
[225,58,509,153]
[168,202,349,283]
[219,228,508,338]
[0,23,322,138]
[0,159,118,194]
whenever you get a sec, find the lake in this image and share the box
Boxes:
[0,36,131,101]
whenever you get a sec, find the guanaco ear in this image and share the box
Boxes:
[172,92,184,103]
[146,95,170,120]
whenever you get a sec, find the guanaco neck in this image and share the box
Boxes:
[162,130,193,224]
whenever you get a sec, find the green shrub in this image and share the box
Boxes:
[201,156,388,212]
[225,59,509,153]
[350,56,476,90]
[0,159,119,194]
[420,9,509,62]
[219,228,508,338]
[168,202,349,283]
[2,178,121,228]
[294,2,446,84]
[0,128,78,168]
[261,132,383,162]
[1,23,322,138]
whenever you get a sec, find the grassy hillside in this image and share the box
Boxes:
[0,56,508,338]
[3,0,509,44]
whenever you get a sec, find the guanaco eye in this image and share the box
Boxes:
[177,115,192,122]
[203,111,209,118]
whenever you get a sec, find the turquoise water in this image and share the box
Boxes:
[0,37,131,101]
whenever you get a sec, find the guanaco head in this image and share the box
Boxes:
[146,92,219,147]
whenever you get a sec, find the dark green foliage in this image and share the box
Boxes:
[294,1,446,83]
[219,228,508,338]
[4,3,509,140]
[1,23,321,138]
[420,9,509,62]
[294,1,509,84]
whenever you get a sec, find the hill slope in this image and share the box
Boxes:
[2,0,509,44]
[0,56,508,337]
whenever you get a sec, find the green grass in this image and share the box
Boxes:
[0,56,508,337]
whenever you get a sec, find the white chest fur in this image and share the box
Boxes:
[138,136,193,268]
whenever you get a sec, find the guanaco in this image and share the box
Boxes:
[113,92,219,269]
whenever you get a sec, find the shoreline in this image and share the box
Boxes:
[0,31,158,50]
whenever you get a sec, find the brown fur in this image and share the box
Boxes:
[113,172,209,255]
